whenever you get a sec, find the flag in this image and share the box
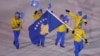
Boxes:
[19,12,25,19]
[28,9,62,44]
[78,11,82,16]
[63,15,69,23]
[83,15,87,19]
[31,0,40,9]
[48,3,52,9]
[16,11,25,19]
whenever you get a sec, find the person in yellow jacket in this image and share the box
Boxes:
[10,12,22,49]
[55,14,69,48]
[65,10,87,29]
[72,24,88,56]
[33,9,43,20]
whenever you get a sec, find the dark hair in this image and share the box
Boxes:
[15,12,20,15]
[34,10,38,14]
[15,14,20,19]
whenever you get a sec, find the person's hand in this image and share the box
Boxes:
[72,30,75,34]
[17,24,20,27]
[66,28,69,33]
[51,11,53,13]
[65,9,70,13]
[85,22,87,25]
[85,39,88,44]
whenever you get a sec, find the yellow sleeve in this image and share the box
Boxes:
[68,12,77,20]
[33,13,42,20]
[10,17,17,28]
[82,19,87,23]
[33,14,37,20]
[19,19,22,28]
[82,29,87,39]
[20,19,22,26]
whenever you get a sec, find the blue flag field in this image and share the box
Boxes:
[28,9,63,44]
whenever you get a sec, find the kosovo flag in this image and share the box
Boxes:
[48,3,52,9]
[83,15,88,19]
[19,12,25,19]
[16,11,25,19]
[31,0,40,9]
[28,9,62,44]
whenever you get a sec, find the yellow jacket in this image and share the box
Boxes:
[81,19,87,24]
[68,12,87,28]
[10,17,22,30]
[73,27,87,42]
[33,12,42,20]
[57,24,67,32]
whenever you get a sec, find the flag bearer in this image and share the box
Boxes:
[55,14,69,48]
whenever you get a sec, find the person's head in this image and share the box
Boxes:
[15,12,20,19]
[64,15,69,23]
[60,14,64,20]
[38,9,43,13]
[78,11,82,16]
[34,10,38,14]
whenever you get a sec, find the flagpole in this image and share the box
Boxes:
[46,9,85,41]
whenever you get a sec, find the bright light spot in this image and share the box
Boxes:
[40,20,42,23]
[45,18,47,20]
[38,22,40,24]
[42,19,45,21]
[34,27,37,30]
[36,25,38,27]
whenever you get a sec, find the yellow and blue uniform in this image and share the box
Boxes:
[73,27,87,42]
[55,24,68,47]
[11,17,22,30]
[72,27,87,56]
[68,12,87,28]
[10,17,22,49]
[57,24,66,32]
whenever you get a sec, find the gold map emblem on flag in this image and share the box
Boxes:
[40,24,49,35]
